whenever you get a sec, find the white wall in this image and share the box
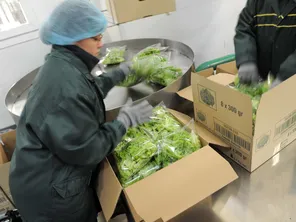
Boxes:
[118,0,246,65]
[0,0,246,128]
[0,0,63,128]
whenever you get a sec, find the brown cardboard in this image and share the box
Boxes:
[97,110,238,221]
[215,61,237,75]
[0,188,13,214]
[106,0,176,24]
[124,147,236,222]
[0,144,8,164]
[178,73,235,103]
[177,86,193,102]
[0,162,14,214]
[97,159,123,221]
[0,131,17,213]
[0,163,10,197]
[1,130,16,161]
[187,61,296,172]
[198,68,215,78]
[207,73,236,86]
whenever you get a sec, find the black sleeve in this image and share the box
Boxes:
[234,0,258,68]
[37,93,126,166]
[94,68,125,98]
[277,51,296,81]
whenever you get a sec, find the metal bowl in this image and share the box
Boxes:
[5,38,194,124]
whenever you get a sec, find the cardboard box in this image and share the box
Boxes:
[97,110,238,221]
[178,62,296,172]
[0,188,14,214]
[106,0,176,24]
[0,163,14,214]
[0,144,8,165]
[0,131,16,213]
[0,130,16,161]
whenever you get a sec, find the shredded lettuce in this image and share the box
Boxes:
[148,66,183,86]
[117,43,183,87]
[114,106,201,187]
[101,46,126,65]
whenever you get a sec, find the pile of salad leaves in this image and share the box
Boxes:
[113,106,201,187]
[232,76,271,134]
[117,44,183,87]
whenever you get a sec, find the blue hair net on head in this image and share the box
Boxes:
[40,0,107,45]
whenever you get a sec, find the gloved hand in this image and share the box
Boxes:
[270,78,282,89]
[119,62,132,78]
[117,99,153,129]
[238,62,260,84]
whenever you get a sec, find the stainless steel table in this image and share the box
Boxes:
[172,141,296,222]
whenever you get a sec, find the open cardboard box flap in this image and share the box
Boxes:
[97,159,122,221]
[0,162,10,194]
[177,73,236,102]
[215,61,237,74]
[99,146,237,222]
[124,146,237,222]
[0,162,14,212]
[0,130,16,162]
[207,73,236,86]
[98,110,238,221]
[177,86,193,102]
[0,144,8,164]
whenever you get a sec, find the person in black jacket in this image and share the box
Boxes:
[234,0,296,88]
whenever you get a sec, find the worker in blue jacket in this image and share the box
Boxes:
[234,0,296,88]
[9,0,152,221]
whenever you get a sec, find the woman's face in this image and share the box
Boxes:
[75,34,103,56]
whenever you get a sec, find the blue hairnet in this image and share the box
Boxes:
[40,0,107,45]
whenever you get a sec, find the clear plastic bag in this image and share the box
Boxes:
[101,46,126,65]
[147,64,183,86]
[158,120,201,167]
[118,52,170,87]
[140,104,182,140]
[135,43,169,59]
[113,104,201,187]
[114,128,159,182]
[121,160,161,187]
